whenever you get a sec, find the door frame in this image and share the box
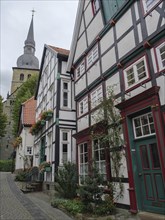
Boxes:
[116,86,165,213]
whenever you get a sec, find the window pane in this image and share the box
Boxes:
[140,145,149,169]
[134,118,141,127]
[63,132,68,141]
[143,125,150,135]
[136,127,142,137]
[63,83,68,90]
[63,144,67,152]
[63,92,68,107]
[137,60,146,80]
[150,143,160,168]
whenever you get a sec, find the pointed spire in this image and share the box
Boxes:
[16,11,39,69]
[24,15,35,49]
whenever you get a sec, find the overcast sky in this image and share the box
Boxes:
[0,0,78,100]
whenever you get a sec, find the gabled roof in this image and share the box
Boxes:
[22,96,36,125]
[35,44,69,99]
[67,1,84,72]
[48,45,69,56]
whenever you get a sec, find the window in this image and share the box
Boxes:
[78,96,88,116]
[87,44,98,69]
[27,146,32,155]
[90,85,103,109]
[27,74,31,79]
[79,143,88,184]
[20,73,24,81]
[155,42,165,71]
[142,0,161,13]
[61,131,69,164]
[93,139,106,180]
[124,56,148,89]
[102,0,125,23]
[62,82,69,107]
[133,112,155,139]
[92,0,100,15]
[76,60,85,80]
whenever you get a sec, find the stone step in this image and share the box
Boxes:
[138,211,165,220]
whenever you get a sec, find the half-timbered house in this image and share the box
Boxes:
[67,0,165,214]
[34,45,76,187]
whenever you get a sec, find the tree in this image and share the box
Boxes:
[12,75,38,136]
[55,162,78,199]
[0,95,7,138]
[91,85,125,200]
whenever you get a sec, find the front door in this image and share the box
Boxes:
[135,138,165,214]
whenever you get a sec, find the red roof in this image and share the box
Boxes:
[22,97,36,125]
[48,45,69,56]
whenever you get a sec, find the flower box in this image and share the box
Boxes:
[46,112,53,121]
[41,120,46,126]
[45,166,52,172]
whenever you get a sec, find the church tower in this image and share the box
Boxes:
[11,13,39,94]
[0,13,39,160]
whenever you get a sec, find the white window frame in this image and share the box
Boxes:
[26,146,32,155]
[90,85,103,109]
[78,96,88,117]
[132,112,155,139]
[155,41,165,72]
[75,60,85,80]
[142,0,161,13]
[61,80,70,109]
[124,56,149,89]
[61,130,69,164]
[93,139,106,180]
[78,143,88,184]
[87,44,98,69]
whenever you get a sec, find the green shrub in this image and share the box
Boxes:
[51,198,84,215]
[15,170,29,181]
[0,160,13,172]
[94,195,115,216]
[55,162,78,199]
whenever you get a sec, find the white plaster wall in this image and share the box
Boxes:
[137,23,143,43]
[77,115,89,132]
[157,75,165,106]
[74,33,87,62]
[87,61,100,86]
[84,3,93,27]
[101,47,116,73]
[84,0,90,10]
[75,75,86,96]
[118,30,135,59]
[61,61,67,74]
[145,3,164,36]
[150,48,158,73]
[100,28,114,54]
[59,110,76,121]
[33,143,40,167]
[125,81,152,100]
[105,73,121,95]
[116,9,132,39]
[114,182,130,205]
[79,19,85,37]
[134,1,139,21]
[86,11,104,45]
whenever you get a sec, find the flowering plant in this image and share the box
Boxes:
[39,161,51,173]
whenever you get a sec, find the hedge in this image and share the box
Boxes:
[0,160,14,172]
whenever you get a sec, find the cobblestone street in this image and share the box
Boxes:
[0,172,73,220]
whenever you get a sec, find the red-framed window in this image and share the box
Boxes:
[124,56,149,90]
[92,0,100,15]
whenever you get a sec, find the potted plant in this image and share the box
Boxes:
[39,161,51,173]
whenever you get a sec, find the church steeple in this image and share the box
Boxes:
[16,13,39,69]
[24,16,35,54]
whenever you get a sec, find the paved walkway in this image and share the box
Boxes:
[0,172,73,220]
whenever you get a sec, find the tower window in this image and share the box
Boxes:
[20,73,24,81]
[28,74,31,79]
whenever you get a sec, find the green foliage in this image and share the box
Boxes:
[55,162,78,199]
[94,195,115,216]
[0,160,13,172]
[12,75,38,136]
[0,95,7,138]
[91,86,124,200]
[77,162,104,211]
[51,198,84,215]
